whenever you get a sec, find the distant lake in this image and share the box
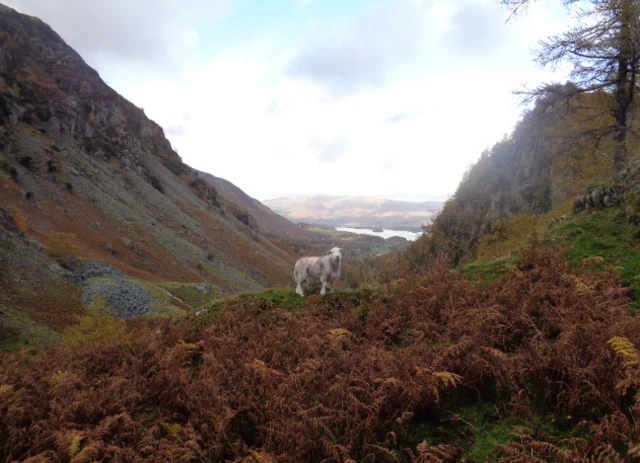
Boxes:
[336,227,423,241]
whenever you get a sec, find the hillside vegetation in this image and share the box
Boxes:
[3,246,640,462]
[402,86,640,271]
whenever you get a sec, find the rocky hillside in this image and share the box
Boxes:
[0,4,299,305]
[264,195,442,231]
[197,171,311,240]
[417,87,640,265]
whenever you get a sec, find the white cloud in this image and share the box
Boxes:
[287,0,424,95]
[4,0,573,202]
[114,0,570,201]
[4,0,234,71]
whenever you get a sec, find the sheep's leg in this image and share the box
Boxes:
[329,280,335,293]
[320,279,328,295]
[296,283,305,296]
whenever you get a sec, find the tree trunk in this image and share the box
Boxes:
[613,0,634,169]
[614,129,628,168]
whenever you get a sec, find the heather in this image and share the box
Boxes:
[2,245,640,462]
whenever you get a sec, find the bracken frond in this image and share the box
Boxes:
[433,372,463,389]
[628,443,640,457]
[250,451,277,463]
[581,256,605,267]
[161,422,182,436]
[329,328,351,338]
[248,359,268,371]
[177,340,200,350]
[608,337,637,358]
[71,444,99,463]
[0,384,13,395]
[416,440,430,455]
[575,279,593,294]
[68,434,82,458]
[47,370,69,385]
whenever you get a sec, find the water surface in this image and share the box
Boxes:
[336,227,423,241]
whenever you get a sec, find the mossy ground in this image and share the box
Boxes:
[460,207,640,308]
[546,209,640,306]
[459,258,519,286]
[0,307,61,352]
[403,401,584,462]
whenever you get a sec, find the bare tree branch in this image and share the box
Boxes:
[504,0,640,167]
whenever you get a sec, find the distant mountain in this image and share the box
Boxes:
[0,3,299,304]
[263,196,442,231]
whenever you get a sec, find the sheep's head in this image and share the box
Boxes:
[328,247,343,263]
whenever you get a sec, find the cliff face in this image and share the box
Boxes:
[426,89,627,264]
[0,5,298,295]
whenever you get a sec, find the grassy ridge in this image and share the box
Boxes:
[546,209,640,305]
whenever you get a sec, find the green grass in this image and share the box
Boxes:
[154,282,222,309]
[404,402,583,462]
[0,308,61,353]
[194,288,307,328]
[248,288,307,312]
[459,257,519,286]
[192,287,387,329]
[546,209,640,305]
[371,242,407,255]
[403,403,516,462]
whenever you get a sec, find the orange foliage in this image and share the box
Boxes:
[44,232,82,267]
[477,215,538,262]
[13,212,27,234]
[1,246,640,462]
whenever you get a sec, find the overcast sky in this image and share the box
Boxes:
[6,0,569,202]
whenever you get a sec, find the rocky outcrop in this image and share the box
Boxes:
[0,4,182,180]
[81,280,155,319]
[572,160,640,219]
[573,186,624,213]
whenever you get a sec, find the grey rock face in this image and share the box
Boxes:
[64,260,156,319]
[82,281,155,319]
[574,186,623,213]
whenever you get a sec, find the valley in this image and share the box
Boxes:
[3,2,640,463]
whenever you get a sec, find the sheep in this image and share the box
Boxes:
[294,247,343,296]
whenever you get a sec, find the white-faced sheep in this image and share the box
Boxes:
[294,247,343,296]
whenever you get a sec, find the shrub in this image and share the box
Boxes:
[35,106,51,122]
[18,156,32,169]
[476,215,538,262]
[13,212,27,234]
[149,175,164,193]
[44,232,82,268]
[162,158,185,176]
[63,296,129,346]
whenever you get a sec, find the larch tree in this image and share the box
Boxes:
[502,0,640,167]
